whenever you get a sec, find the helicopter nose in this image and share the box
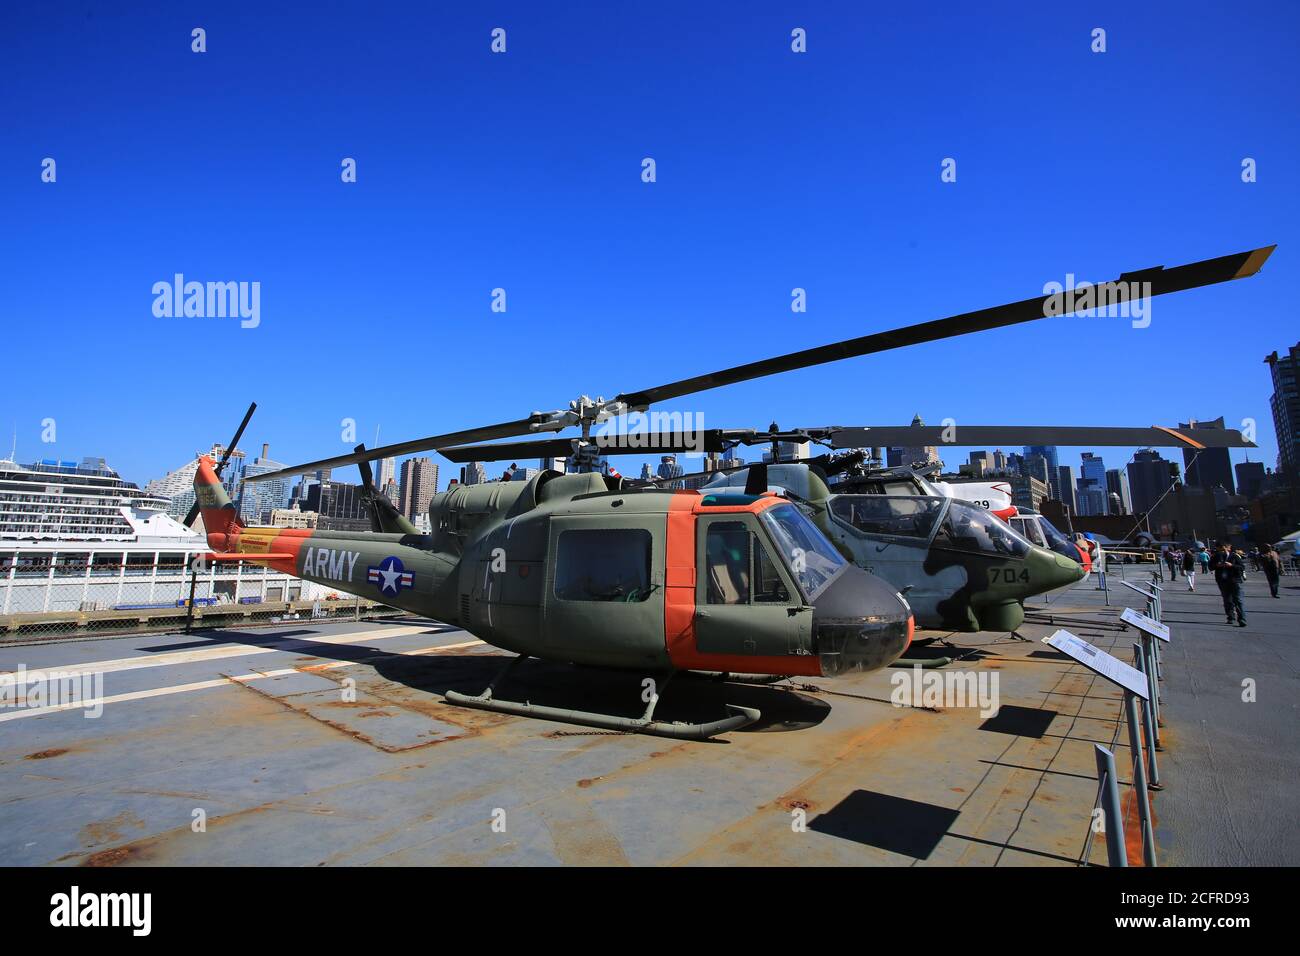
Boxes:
[1020,545,1086,595]
[812,565,913,677]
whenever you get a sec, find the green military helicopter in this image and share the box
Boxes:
[230,244,1271,736]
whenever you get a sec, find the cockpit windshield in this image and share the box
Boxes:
[759,503,846,600]
[935,502,1031,558]
[1038,516,1081,562]
[829,495,945,539]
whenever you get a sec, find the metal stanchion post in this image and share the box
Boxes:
[1124,689,1158,866]
[184,566,199,634]
[1136,639,1161,734]
[1134,647,1162,786]
[1094,745,1127,867]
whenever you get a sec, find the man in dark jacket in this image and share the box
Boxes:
[1210,543,1247,626]
[1182,547,1197,591]
[1261,545,1283,599]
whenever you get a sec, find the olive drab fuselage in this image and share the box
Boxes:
[196,459,914,678]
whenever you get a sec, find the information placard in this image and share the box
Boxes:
[1120,580,1157,601]
[1120,607,1170,643]
[1044,629,1149,699]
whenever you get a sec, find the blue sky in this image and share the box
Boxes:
[2,1,1296,490]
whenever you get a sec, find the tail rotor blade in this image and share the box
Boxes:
[215,402,257,478]
[185,401,256,528]
[355,444,376,492]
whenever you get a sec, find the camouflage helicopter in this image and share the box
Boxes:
[226,244,1271,735]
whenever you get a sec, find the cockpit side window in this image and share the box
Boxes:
[554,528,653,602]
[754,538,790,603]
[935,504,1030,558]
[705,520,793,605]
[706,522,750,605]
[1013,517,1046,547]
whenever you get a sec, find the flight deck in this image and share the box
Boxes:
[2,573,1295,867]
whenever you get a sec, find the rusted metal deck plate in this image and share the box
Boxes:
[2,577,1294,866]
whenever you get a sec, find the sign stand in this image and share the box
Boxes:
[1120,606,1172,742]
[1133,646,1161,788]
[1093,745,1127,867]
[1045,629,1157,867]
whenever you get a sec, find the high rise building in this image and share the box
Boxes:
[459,462,487,485]
[306,480,368,530]
[900,414,939,468]
[212,443,247,502]
[1235,461,1266,499]
[1127,449,1178,516]
[377,457,396,490]
[1057,465,1077,513]
[1022,452,1051,490]
[1179,418,1235,494]
[1105,468,1133,515]
[399,457,438,519]
[1024,445,1060,499]
[1265,343,1300,475]
[1076,452,1108,516]
[240,444,291,523]
[1010,475,1049,512]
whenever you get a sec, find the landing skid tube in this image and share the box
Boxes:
[443,656,761,740]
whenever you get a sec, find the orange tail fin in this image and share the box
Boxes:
[193,455,243,547]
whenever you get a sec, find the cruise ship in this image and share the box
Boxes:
[0,456,326,616]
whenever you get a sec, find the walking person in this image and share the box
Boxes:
[1182,547,1197,591]
[1210,542,1248,627]
[1164,548,1178,581]
[1198,544,1211,574]
[1261,545,1282,599]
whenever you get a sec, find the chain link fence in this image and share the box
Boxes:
[0,548,406,644]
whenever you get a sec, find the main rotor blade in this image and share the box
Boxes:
[827,425,1256,450]
[243,417,541,483]
[613,245,1274,409]
[240,245,1272,487]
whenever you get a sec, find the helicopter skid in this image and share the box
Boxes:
[444,690,760,739]
[443,657,761,740]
